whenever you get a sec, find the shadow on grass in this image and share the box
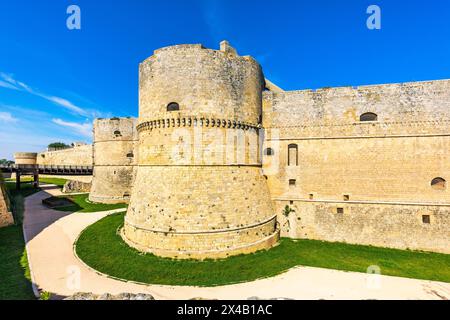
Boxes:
[42,196,81,212]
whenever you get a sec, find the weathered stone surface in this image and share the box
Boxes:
[64,292,155,300]
[17,41,450,255]
[37,144,93,166]
[123,43,279,259]
[89,118,138,204]
[62,180,91,193]
[0,178,13,228]
[263,79,450,254]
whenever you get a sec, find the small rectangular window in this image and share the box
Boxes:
[422,215,430,224]
[289,200,294,205]
[309,194,314,200]
[337,207,344,214]
[343,195,350,201]
[289,179,296,186]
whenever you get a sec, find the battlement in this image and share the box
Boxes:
[265,78,450,96]
[139,41,264,125]
[93,117,138,142]
[263,78,450,130]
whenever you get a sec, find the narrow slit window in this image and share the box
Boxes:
[288,144,298,166]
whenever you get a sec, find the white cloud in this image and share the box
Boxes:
[52,118,92,137]
[0,112,18,123]
[0,72,88,116]
[0,80,19,90]
[44,96,86,116]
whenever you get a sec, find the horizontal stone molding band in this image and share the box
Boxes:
[273,198,450,207]
[92,164,136,167]
[134,164,263,168]
[137,117,261,132]
[265,133,450,141]
[124,214,278,235]
[120,225,280,260]
[269,119,450,129]
[88,194,130,204]
[93,139,137,143]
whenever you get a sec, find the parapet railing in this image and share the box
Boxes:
[0,164,93,175]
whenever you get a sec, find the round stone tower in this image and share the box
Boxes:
[89,118,138,204]
[122,42,279,259]
[14,152,38,167]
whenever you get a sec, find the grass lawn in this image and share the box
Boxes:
[39,177,67,188]
[4,182,41,224]
[46,194,127,213]
[76,213,450,286]
[0,225,34,300]
[0,225,35,300]
[5,177,67,189]
[0,177,35,299]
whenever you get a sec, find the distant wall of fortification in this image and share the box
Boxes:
[37,145,93,166]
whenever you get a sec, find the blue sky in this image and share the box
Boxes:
[1,0,450,160]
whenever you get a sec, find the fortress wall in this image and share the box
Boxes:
[124,43,279,259]
[0,179,13,228]
[89,118,138,204]
[264,136,450,203]
[139,44,263,124]
[137,125,261,166]
[274,200,450,254]
[37,145,93,166]
[125,166,273,232]
[263,79,450,253]
[263,79,450,203]
[263,79,450,128]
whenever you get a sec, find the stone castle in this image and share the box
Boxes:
[25,41,450,258]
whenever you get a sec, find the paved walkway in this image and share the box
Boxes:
[24,186,450,300]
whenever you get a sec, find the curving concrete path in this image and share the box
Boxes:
[23,186,450,300]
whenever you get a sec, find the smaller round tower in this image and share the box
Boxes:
[89,118,138,204]
[14,152,38,167]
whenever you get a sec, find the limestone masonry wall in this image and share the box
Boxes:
[123,42,279,259]
[89,118,138,204]
[37,144,93,166]
[275,200,449,254]
[0,178,13,228]
[263,79,450,253]
[20,42,450,256]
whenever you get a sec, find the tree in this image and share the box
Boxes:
[282,205,295,230]
[0,159,14,166]
[48,142,71,150]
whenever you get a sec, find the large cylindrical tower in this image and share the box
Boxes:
[122,42,279,259]
[89,118,138,204]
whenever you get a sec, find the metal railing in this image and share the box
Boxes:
[0,164,93,175]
